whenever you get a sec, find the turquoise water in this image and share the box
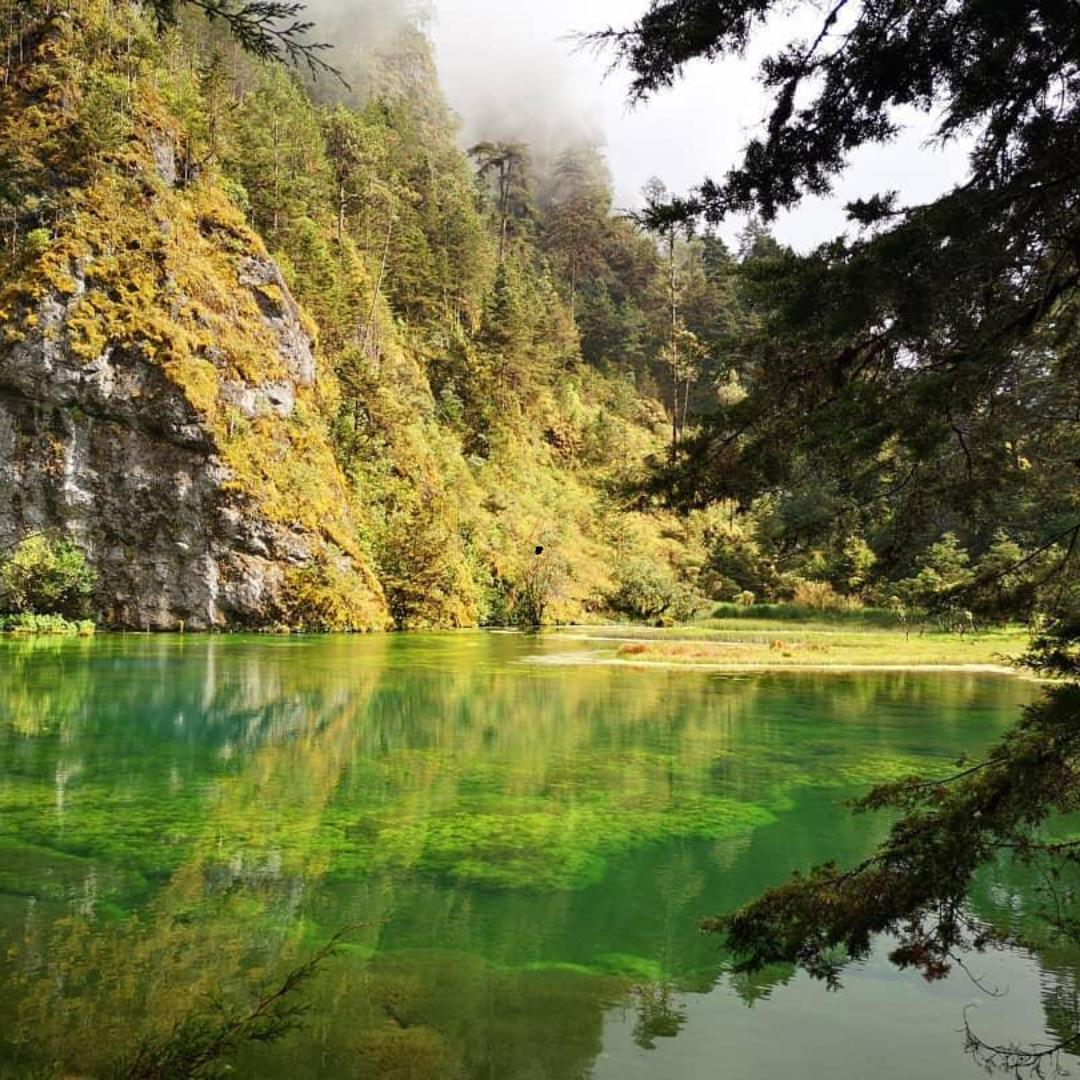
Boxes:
[0,631,1062,1077]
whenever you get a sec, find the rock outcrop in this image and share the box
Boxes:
[0,149,388,630]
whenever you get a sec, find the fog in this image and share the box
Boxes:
[303,0,971,252]
[427,0,970,252]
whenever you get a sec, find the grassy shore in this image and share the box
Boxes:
[0,613,95,636]
[556,613,1032,672]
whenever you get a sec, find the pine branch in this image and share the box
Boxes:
[153,0,345,84]
[115,924,366,1079]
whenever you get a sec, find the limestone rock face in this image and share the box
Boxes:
[0,252,370,631]
[0,5,388,632]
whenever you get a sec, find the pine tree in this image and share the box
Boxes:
[469,141,533,264]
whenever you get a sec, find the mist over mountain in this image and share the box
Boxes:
[300,0,606,185]
[427,2,605,164]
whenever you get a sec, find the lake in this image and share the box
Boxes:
[0,631,1066,1078]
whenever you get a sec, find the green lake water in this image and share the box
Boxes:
[0,630,1069,1078]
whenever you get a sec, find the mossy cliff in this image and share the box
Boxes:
[0,7,387,629]
[0,0,705,630]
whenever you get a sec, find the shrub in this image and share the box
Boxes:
[485,551,570,627]
[0,536,96,618]
[282,548,387,631]
[0,613,95,635]
[609,559,699,623]
[789,579,861,612]
[376,502,482,630]
[608,559,675,621]
[898,532,974,610]
[816,534,878,595]
[971,530,1033,623]
[700,528,777,600]
[19,227,52,261]
[514,550,569,625]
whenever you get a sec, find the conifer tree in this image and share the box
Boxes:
[544,143,612,320]
[595,3,1080,1066]
[469,141,534,264]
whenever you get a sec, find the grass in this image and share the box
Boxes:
[706,602,906,628]
[560,613,1032,671]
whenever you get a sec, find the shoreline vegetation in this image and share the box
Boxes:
[0,610,1035,675]
[558,621,1032,674]
[0,613,95,636]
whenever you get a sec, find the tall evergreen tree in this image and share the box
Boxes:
[543,143,612,320]
[469,141,533,264]
[594,1,1080,1068]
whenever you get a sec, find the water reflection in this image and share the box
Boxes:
[0,632,1064,1077]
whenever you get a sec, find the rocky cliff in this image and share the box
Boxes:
[0,2,695,633]
[0,56,388,629]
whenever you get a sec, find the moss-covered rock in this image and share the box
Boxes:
[0,5,388,631]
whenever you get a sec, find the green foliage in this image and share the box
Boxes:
[608,558,696,623]
[0,536,96,619]
[898,532,973,611]
[0,0,745,640]
[970,530,1034,624]
[75,72,131,165]
[611,3,1080,626]
[480,261,530,360]
[708,602,901,627]
[595,6,1080,1066]
[700,521,775,600]
[825,534,876,595]
[510,549,570,626]
[230,65,329,248]
[0,612,95,635]
[283,547,388,632]
[375,494,480,630]
[788,580,859,613]
[146,0,340,80]
[469,140,533,263]
[543,142,613,316]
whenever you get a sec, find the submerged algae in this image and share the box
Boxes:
[369,794,776,891]
[0,635,993,902]
[0,634,1040,1078]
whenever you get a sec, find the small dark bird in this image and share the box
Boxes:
[535,546,543,555]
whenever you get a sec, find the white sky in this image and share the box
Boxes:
[429,0,971,253]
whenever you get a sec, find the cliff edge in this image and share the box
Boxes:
[0,10,388,629]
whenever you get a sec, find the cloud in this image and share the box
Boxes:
[303,0,972,253]
[428,0,606,163]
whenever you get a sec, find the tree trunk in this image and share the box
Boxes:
[361,206,394,368]
[671,367,679,461]
[498,161,511,264]
[271,120,281,240]
[669,231,678,463]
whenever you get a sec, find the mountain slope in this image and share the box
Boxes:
[0,0,701,630]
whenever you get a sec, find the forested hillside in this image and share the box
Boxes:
[0,0,713,629]
[1,0,1070,633]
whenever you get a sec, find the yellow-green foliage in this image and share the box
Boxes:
[0,0,705,632]
[0,535,96,618]
[282,546,390,631]
[0,0,388,628]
